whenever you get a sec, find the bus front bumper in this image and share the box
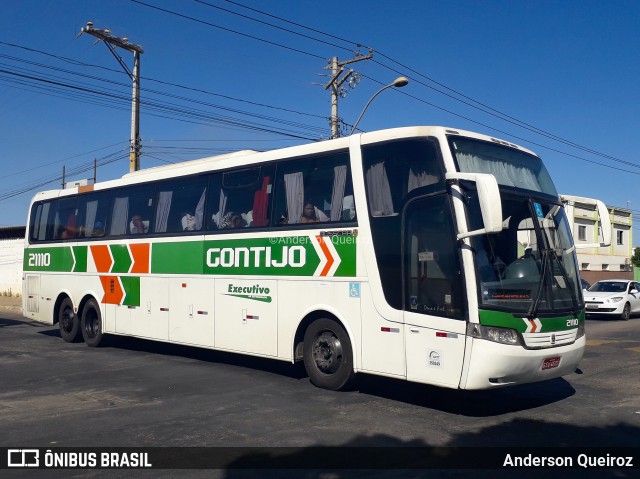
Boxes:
[461,335,586,390]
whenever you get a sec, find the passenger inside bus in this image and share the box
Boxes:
[60,213,77,239]
[219,212,246,229]
[92,222,105,237]
[181,212,196,231]
[300,202,319,223]
[130,215,148,234]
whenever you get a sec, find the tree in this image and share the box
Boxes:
[631,247,640,268]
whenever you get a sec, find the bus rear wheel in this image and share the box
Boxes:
[81,298,104,347]
[58,297,81,343]
[303,318,354,391]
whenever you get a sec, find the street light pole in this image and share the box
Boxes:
[350,77,409,135]
[79,22,144,172]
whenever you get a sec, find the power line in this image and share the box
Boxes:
[198,0,640,172]
[2,4,638,204]
[0,41,327,120]
[194,0,353,53]
[0,65,322,141]
[129,0,326,60]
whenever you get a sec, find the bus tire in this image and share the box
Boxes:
[58,297,81,343]
[81,298,104,347]
[303,318,354,391]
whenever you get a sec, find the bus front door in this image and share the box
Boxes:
[403,195,467,388]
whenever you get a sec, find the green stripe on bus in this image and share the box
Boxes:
[24,234,357,277]
[121,276,141,307]
[478,309,582,332]
[23,247,74,272]
[151,241,205,274]
[110,245,133,273]
[332,236,356,276]
[72,246,88,272]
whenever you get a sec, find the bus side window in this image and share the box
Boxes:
[154,176,208,234]
[215,166,274,230]
[362,139,444,217]
[273,151,353,226]
[53,198,79,240]
[79,193,110,238]
[109,185,155,236]
[30,201,53,242]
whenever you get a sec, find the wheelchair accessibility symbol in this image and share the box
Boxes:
[349,282,360,298]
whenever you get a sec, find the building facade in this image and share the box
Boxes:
[0,227,26,297]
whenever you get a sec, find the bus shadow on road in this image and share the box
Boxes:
[37,328,576,415]
[82,332,309,382]
[352,374,576,417]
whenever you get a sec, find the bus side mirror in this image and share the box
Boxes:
[446,172,503,240]
[560,195,612,248]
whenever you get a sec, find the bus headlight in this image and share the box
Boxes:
[467,323,521,346]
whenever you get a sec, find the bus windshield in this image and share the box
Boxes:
[470,192,582,315]
[450,136,558,196]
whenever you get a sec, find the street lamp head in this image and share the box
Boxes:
[393,76,409,88]
[350,75,410,135]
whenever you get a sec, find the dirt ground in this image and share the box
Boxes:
[0,295,22,314]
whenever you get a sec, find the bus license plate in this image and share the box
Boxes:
[542,356,561,370]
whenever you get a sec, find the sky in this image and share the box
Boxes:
[1,0,639,245]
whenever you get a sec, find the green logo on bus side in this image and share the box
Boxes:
[224,283,273,303]
[151,234,356,277]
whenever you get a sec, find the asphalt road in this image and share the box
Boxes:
[1,308,639,479]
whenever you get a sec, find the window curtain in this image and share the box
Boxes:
[252,176,270,227]
[111,197,129,235]
[365,161,394,216]
[212,190,228,228]
[195,189,206,230]
[408,164,438,192]
[330,165,347,221]
[284,172,304,224]
[84,200,98,237]
[155,191,172,233]
[456,152,540,191]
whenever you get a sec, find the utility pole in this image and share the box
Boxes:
[79,22,144,172]
[323,50,373,139]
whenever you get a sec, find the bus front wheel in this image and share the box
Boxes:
[58,297,81,343]
[81,299,104,347]
[303,318,354,391]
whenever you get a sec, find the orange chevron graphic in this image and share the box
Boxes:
[316,236,334,277]
[130,243,150,273]
[91,245,112,273]
[528,319,538,333]
[99,275,123,305]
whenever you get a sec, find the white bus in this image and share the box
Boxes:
[23,126,586,391]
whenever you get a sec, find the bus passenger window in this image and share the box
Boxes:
[211,166,273,230]
[273,152,353,226]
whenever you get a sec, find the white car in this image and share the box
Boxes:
[583,279,640,320]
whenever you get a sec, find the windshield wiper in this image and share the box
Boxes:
[550,249,580,314]
[527,249,548,319]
